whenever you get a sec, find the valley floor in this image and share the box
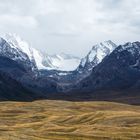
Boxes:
[0,100,139,140]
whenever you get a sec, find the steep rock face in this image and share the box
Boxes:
[4,34,81,71]
[77,40,117,74]
[0,37,36,71]
[77,42,140,91]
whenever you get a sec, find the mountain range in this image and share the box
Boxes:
[4,34,81,71]
[0,33,139,104]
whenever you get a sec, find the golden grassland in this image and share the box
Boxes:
[0,100,139,140]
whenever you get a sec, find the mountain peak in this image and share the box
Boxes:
[94,40,116,49]
[1,34,81,71]
[3,33,33,60]
[78,40,117,70]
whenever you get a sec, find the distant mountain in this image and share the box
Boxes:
[58,40,118,85]
[38,41,118,89]
[76,40,117,74]
[4,34,81,71]
[0,33,139,104]
[44,53,81,71]
[3,34,117,74]
[0,37,36,71]
[75,41,140,92]
[45,40,118,92]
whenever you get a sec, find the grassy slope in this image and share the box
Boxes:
[0,100,139,140]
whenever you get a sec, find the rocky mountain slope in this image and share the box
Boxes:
[0,34,139,102]
[74,42,140,92]
[4,34,81,71]
[77,40,117,74]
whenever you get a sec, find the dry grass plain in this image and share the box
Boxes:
[0,100,139,140]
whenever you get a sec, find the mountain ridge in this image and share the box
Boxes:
[0,34,139,103]
[3,33,81,71]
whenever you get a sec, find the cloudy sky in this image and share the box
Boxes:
[0,0,140,57]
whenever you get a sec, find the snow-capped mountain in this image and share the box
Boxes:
[0,35,140,102]
[75,41,140,92]
[3,34,117,73]
[46,53,81,71]
[3,34,81,71]
[77,40,117,73]
[0,36,36,71]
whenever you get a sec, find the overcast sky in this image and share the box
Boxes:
[0,0,140,57]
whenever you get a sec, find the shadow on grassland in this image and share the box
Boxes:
[45,89,140,105]
[0,89,139,105]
